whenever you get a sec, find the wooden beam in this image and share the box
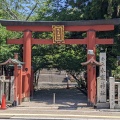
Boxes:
[32,39,53,44]
[7,38,114,45]
[96,38,114,44]
[6,25,114,32]
[7,26,52,32]
[32,38,87,45]
[65,25,114,31]
[65,39,87,44]
[7,38,87,45]
[7,38,23,44]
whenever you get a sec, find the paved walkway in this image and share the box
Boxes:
[0,87,120,119]
[32,87,88,108]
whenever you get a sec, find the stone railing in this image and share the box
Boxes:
[109,77,120,109]
[0,75,14,103]
[97,76,120,109]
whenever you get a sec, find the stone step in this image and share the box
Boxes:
[9,104,89,111]
[38,74,66,83]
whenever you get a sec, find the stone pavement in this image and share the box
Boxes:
[0,87,120,120]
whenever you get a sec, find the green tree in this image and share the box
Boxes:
[1,0,120,81]
[0,0,47,63]
[33,0,88,78]
[83,0,120,74]
[0,0,47,20]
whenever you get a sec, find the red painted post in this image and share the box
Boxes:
[23,30,32,101]
[17,65,22,104]
[87,30,96,105]
[31,68,34,97]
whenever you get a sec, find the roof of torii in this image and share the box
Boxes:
[0,18,120,26]
[81,57,102,66]
[0,58,24,66]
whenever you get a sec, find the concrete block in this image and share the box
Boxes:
[96,102,110,109]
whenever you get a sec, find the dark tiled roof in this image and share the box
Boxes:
[0,19,120,26]
[81,57,102,66]
[0,58,24,66]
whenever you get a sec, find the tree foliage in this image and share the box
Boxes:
[0,0,120,77]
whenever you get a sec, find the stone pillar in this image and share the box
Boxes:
[96,76,109,108]
[10,76,14,102]
[13,64,18,106]
[0,75,5,102]
[118,83,120,106]
[109,77,115,109]
[99,52,106,102]
[97,77,101,102]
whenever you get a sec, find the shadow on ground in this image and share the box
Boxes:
[31,87,88,110]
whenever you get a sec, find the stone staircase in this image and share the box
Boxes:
[38,69,77,89]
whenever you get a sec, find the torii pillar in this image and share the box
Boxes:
[23,30,32,101]
[86,29,114,105]
[87,30,96,105]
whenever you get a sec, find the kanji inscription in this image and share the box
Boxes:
[52,25,64,43]
[99,52,106,102]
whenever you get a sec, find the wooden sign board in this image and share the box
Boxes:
[52,25,64,43]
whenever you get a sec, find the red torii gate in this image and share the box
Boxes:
[0,19,115,105]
